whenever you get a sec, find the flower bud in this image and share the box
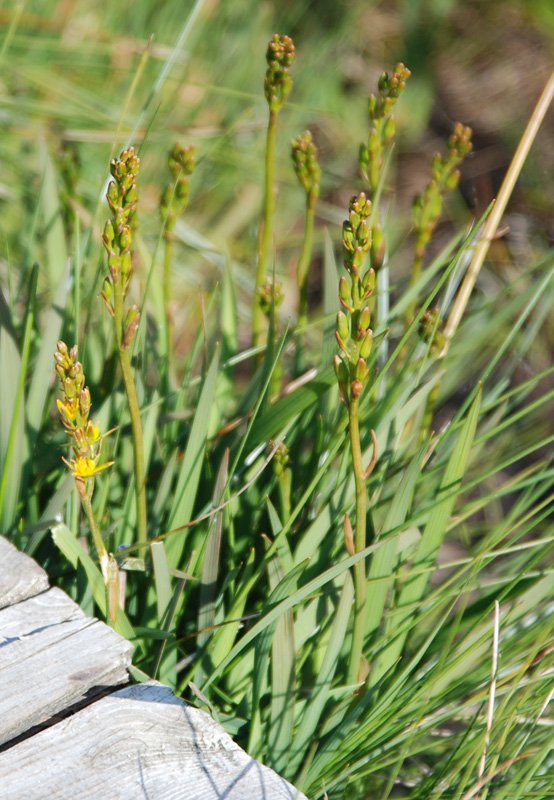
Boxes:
[119,225,132,250]
[383,115,396,144]
[64,377,76,399]
[339,276,351,305]
[334,354,349,385]
[359,306,371,331]
[337,311,349,342]
[103,219,115,246]
[79,386,91,418]
[445,169,460,191]
[353,246,366,270]
[367,94,377,117]
[342,222,355,251]
[357,219,371,250]
[355,358,368,383]
[125,304,140,328]
[122,310,140,349]
[362,268,375,295]
[107,181,119,208]
[359,328,373,359]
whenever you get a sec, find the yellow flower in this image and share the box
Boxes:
[62,455,114,478]
[57,397,78,426]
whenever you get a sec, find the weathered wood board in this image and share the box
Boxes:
[0,586,133,745]
[0,681,307,800]
[0,535,49,608]
[0,536,307,800]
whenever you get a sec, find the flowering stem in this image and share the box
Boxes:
[159,142,196,369]
[253,35,295,358]
[295,190,316,374]
[291,130,320,375]
[78,478,109,580]
[253,109,278,355]
[163,228,175,363]
[347,394,368,686]
[112,275,148,552]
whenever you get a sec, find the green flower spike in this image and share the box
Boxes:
[264,34,295,113]
[253,34,296,358]
[359,62,411,198]
[412,122,473,261]
[291,130,321,373]
[335,193,379,688]
[101,146,148,551]
[160,142,197,362]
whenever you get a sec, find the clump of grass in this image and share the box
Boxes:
[3,13,554,800]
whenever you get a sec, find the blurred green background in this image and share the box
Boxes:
[2,0,553,343]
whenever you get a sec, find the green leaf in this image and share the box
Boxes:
[371,384,482,687]
[166,348,219,564]
[287,571,354,779]
[50,521,135,641]
[365,443,427,640]
[0,265,37,532]
[194,448,229,688]
[203,535,399,691]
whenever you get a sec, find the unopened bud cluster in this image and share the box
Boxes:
[101,147,141,348]
[257,279,284,315]
[291,130,321,207]
[359,63,411,196]
[272,441,291,478]
[160,142,196,234]
[264,34,295,113]
[413,123,472,259]
[54,341,113,483]
[418,307,446,355]
[334,192,375,404]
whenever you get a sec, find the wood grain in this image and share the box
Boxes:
[0,536,49,609]
[0,587,133,745]
[0,681,307,800]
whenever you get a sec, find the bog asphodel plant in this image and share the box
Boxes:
[54,341,112,581]
[100,146,147,550]
[334,191,378,686]
[55,341,113,484]
[160,142,196,360]
[334,191,375,404]
[253,34,295,355]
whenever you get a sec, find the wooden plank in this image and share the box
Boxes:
[0,587,133,745]
[0,536,49,609]
[0,681,308,800]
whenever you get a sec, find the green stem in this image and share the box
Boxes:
[113,275,148,553]
[80,481,108,577]
[295,196,315,375]
[80,482,113,624]
[347,394,368,686]
[163,225,175,365]
[253,108,278,356]
[405,246,424,331]
[278,467,292,524]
